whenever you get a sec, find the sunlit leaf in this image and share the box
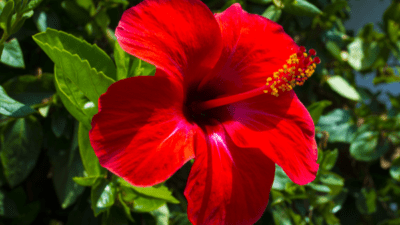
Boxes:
[390,156,400,181]
[91,179,116,216]
[119,178,179,204]
[114,41,156,80]
[22,0,44,13]
[1,39,25,68]
[0,0,14,31]
[54,65,97,129]
[262,5,282,22]
[347,38,380,71]
[150,204,170,225]
[73,176,103,187]
[327,76,361,101]
[33,28,116,80]
[282,0,322,17]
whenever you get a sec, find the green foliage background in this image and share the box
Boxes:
[1,0,400,224]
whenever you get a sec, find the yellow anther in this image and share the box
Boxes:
[264,49,318,97]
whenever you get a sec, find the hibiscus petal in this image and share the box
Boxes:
[184,124,275,225]
[90,75,198,186]
[220,91,318,185]
[197,3,299,96]
[115,0,222,82]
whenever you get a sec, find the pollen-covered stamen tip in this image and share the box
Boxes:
[264,47,321,97]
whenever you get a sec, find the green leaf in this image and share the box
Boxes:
[1,38,25,68]
[2,73,55,106]
[355,188,377,215]
[51,109,67,138]
[347,38,380,71]
[0,189,20,217]
[272,204,292,225]
[78,123,106,176]
[308,183,331,193]
[94,10,110,30]
[390,156,400,181]
[248,0,272,5]
[117,193,134,222]
[22,0,44,13]
[170,212,191,225]
[0,116,43,187]
[54,65,96,129]
[133,196,166,213]
[10,201,40,225]
[320,171,344,187]
[307,100,332,124]
[0,86,36,118]
[114,41,155,80]
[34,11,47,32]
[332,188,348,213]
[0,0,14,30]
[40,46,113,106]
[91,179,116,216]
[325,41,342,61]
[379,218,400,225]
[350,131,389,161]
[48,122,85,208]
[61,0,92,25]
[321,149,338,171]
[150,204,170,225]
[282,0,322,17]
[387,19,400,43]
[262,5,282,22]
[373,74,400,84]
[9,10,34,35]
[327,76,361,101]
[317,109,357,143]
[319,202,340,225]
[272,164,291,190]
[73,176,103,187]
[33,28,116,80]
[119,178,179,204]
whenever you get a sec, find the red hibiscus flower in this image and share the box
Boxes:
[89,0,320,224]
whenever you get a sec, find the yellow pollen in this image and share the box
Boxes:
[264,49,319,97]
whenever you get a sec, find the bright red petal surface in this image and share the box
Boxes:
[89,75,198,186]
[218,91,318,185]
[184,124,275,225]
[115,0,222,83]
[198,3,299,97]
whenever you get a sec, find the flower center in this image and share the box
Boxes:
[193,47,320,112]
